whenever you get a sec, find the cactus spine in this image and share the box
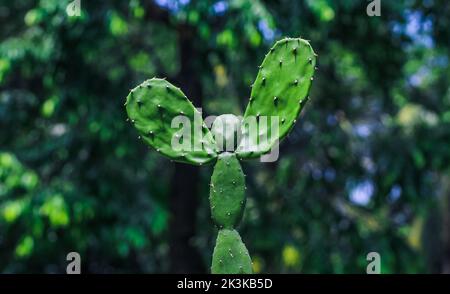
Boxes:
[125,37,317,274]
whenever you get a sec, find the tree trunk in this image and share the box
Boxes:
[168,26,206,273]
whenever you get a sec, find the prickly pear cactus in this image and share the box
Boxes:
[125,37,317,274]
[125,78,218,165]
[211,229,252,274]
[209,152,252,273]
[209,153,245,229]
[237,38,317,158]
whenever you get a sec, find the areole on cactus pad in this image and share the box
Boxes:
[125,37,317,274]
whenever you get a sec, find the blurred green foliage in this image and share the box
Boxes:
[1,0,450,273]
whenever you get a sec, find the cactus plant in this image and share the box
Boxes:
[125,37,317,274]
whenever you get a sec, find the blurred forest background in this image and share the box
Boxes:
[1,0,450,273]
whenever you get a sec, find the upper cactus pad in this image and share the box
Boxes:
[125,78,218,165]
[237,38,317,159]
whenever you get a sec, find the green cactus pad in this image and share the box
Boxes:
[125,78,218,165]
[210,152,245,229]
[211,229,252,274]
[237,38,317,159]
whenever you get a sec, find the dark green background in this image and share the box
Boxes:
[1,0,449,273]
